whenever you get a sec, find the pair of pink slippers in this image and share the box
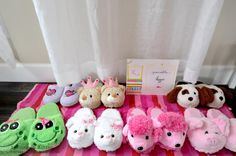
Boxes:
[43,83,81,107]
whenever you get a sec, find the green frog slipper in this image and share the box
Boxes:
[28,103,65,151]
[0,107,35,156]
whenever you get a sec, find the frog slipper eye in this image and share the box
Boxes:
[0,124,9,132]
[35,123,43,130]
[9,122,19,130]
[45,121,53,129]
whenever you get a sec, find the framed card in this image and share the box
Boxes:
[126,59,179,95]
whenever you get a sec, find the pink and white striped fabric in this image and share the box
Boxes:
[17,84,235,156]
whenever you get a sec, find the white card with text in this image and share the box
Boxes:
[126,59,179,95]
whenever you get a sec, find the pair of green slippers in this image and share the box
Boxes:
[0,103,65,156]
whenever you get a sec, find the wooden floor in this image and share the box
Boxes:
[0,82,36,123]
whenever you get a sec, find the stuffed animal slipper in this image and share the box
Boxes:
[101,77,125,108]
[78,76,102,109]
[123,108,161,153]
[43,85,64,104]
[60,83,81,107]
[94,109,124,152]
[28,103,65,152]
[148,107,188,150]
[0,107,35,156]
[66,108,96,149]
[184,108,226,154]
[167,82,200,108]
[207,109,236,152]
[195,82,233,108]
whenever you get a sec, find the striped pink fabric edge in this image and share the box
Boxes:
[19,85,235,156]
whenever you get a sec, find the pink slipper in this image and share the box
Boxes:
[43,84,64,104]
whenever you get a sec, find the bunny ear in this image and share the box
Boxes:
[184,108,205,130]
[147,107,163,128]
[187,118,204,130]
[207,109,230,136]
[66,117,75,128]
[127,108,146,120]
[184,108,204,119]
[207,109,226,119]
[122,124,129,137]
[147,107,163,119]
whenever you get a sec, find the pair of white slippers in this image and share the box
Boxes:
[66,108,124,152]
[43,83,81,107]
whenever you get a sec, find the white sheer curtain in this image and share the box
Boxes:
[0,16,16,67]
[33,0,224,86]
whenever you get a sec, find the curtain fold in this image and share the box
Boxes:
[0,16,16,67]
[33,0,224,86]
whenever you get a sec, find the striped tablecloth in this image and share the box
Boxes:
[16,84,236,156]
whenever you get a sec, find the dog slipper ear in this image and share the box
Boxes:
[218,86,233,100]
[0,107,35,156]
[28,103,65,152]
[198,87,214,106]
[167,86,182,103]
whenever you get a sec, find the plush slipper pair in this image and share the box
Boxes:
[66,108,124,152]
[0,103,65,155]
[43,83,81,107]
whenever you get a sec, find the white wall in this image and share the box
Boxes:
[0,0,48,63]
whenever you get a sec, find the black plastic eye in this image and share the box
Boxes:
[145,136,149,140]
[0,124,9,132]
[74,130,77,133]
[10,122,19,130]
[108,93,111,96]
[111,134,115,138]
[167,132,172,136]
[69,84,73,87]
[90,95,93,98]
[101,135,104,138]
[194,92,196,95]
[45,121,53,128]
[116,93,119,96]
[131,134,134,137]
[85,129,88,132]
[35,123,43,130]
[205,131,208,134]
[183,132,185,136]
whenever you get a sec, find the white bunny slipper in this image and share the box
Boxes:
[94,109,124,152]
[66,108,96,150]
